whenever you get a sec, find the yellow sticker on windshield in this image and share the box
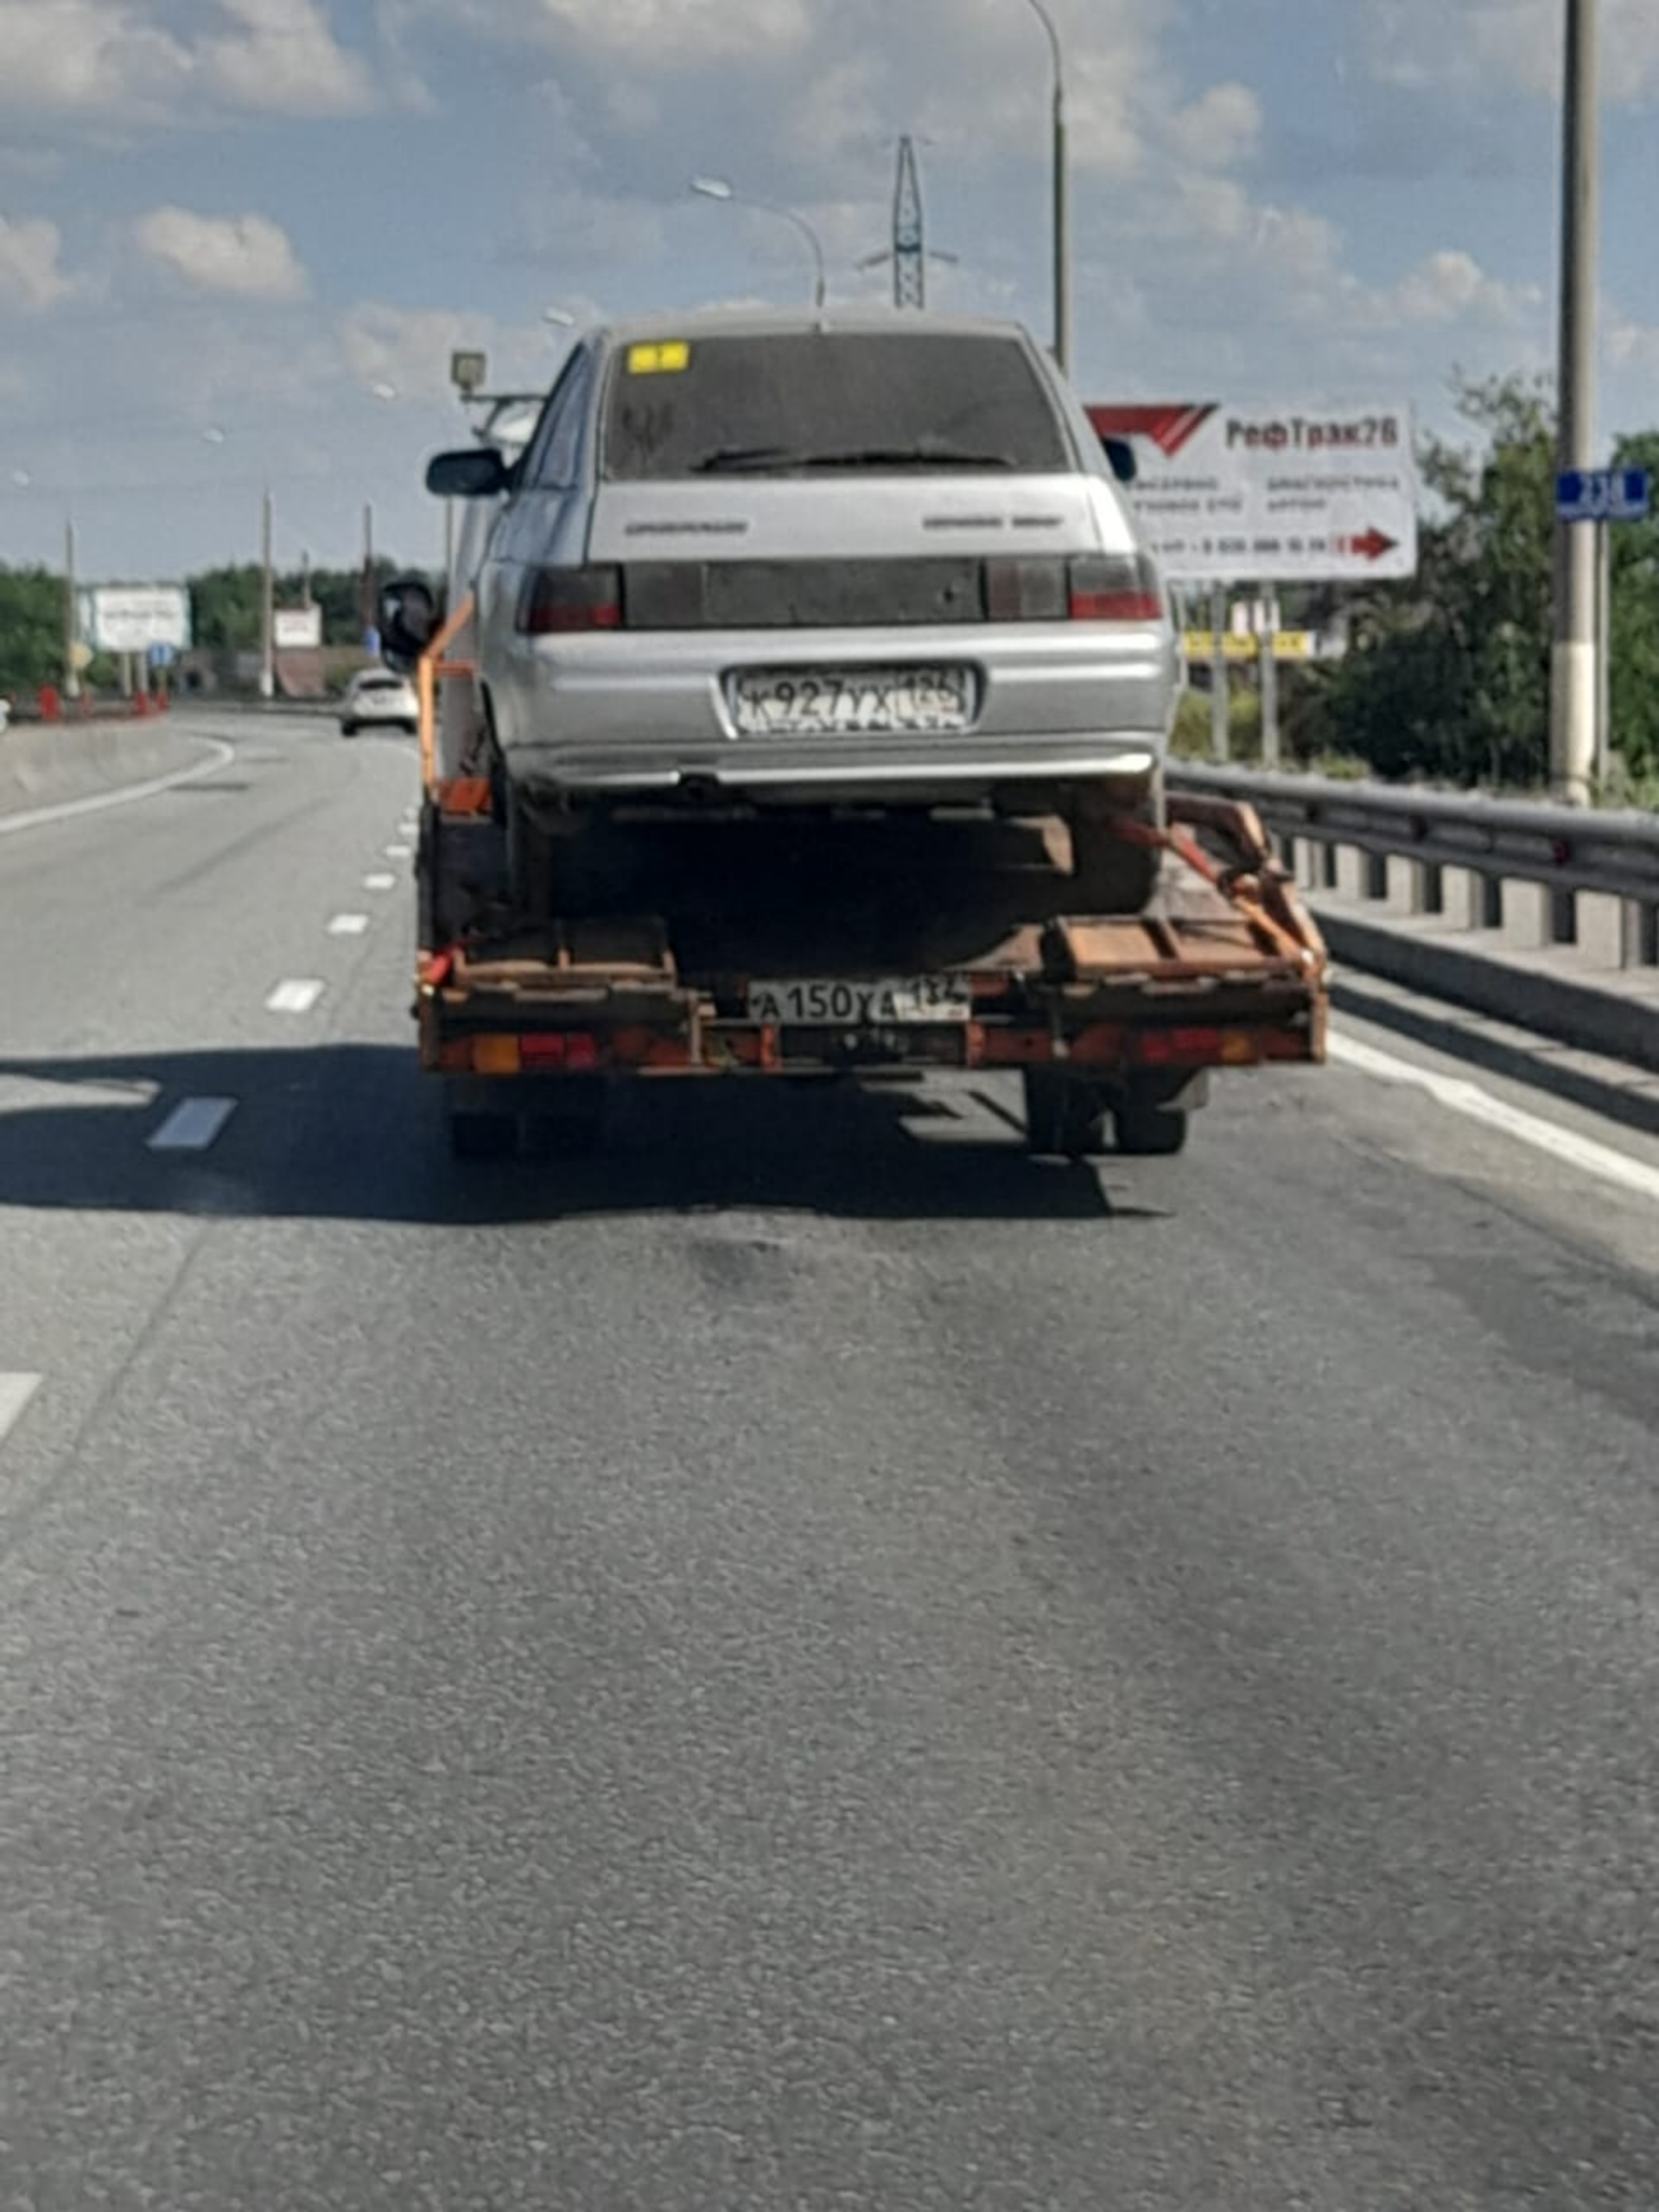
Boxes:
[627,341,690,375]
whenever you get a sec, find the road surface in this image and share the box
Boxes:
[3,713,1657,2209]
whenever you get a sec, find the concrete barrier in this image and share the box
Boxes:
[0,718,221,823]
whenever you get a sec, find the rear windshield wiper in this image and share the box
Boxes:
[693,443,1019,474]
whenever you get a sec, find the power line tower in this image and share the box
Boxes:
[861,135,957,308]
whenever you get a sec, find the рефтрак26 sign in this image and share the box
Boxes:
[1086,403,1421,587]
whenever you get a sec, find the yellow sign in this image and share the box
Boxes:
[1184,630,1318,663]
[627,341,691,376]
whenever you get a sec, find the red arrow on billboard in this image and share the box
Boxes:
[1341,527,1399,563]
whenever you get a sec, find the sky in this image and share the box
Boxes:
[3,0,1659,582]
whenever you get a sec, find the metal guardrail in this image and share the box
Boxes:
[1170,762,1659,968]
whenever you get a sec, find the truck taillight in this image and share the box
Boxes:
[517,567,624,635]
[1068,554,1164,624]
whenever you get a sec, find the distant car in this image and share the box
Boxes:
[340,668,418,737]
[415,309,1181,910]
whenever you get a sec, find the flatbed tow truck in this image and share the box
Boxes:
[407,594,1328,1161]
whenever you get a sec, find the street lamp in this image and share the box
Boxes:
[1552,0,1600,804]
[1014,0,1071,378]
[690,175,828,309]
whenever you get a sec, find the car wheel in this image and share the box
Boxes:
[340,720,357,738]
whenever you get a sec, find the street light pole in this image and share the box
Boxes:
[690,176,828,309]
[1552,0,1600,804]
[258,486,275,702]
[63,515,80,702]
[1020,0,1071,376]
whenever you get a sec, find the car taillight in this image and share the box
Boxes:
[517,567,623,635]
[1068,554,1164,623]
[982,557,1070,621]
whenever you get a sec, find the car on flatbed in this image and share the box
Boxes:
[423,308,1181,911]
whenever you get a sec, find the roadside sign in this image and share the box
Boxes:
[274,604,323,651]
[1184,630,1322,663]
[146,641,176,670]
[363,625,381,657]
[1555,467,1651,523]
[1085,401,1419,585]
[79,583,191,654]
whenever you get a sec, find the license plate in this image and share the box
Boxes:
[730,666,972,736]
[747,976,974,1026]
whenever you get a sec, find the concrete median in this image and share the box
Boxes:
[0,718,225,825]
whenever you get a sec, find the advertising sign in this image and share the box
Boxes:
[274,604,323,650]
[80,584,192,654]
[1086,403,1419,585]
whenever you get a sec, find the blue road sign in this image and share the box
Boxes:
[147,641,177,669]
[1556,467,1652,524]
[363,625,381,657]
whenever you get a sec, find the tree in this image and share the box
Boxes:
[0,565,67,696]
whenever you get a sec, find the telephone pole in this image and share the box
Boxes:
[258,487,275,702]
[1552,0,1600,804]
[63,516,80,702]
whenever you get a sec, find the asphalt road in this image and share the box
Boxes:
[3,713,1658,2210]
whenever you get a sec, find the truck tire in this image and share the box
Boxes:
[447,1109,518,1160]
[1114,1092,1190,1157]
[1022,1070,1109,1159]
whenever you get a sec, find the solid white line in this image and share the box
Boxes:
[364,872,396,891]
[1329,1032,1659,1207]
[0,736,236,839]
[327,912,370,936]
[148,1096,237,1153]
[265,978,325,1014]
[0,1372,42,1443]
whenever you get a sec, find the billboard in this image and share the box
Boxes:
[274,604,323,650]
[80,584,192,654]
[1086,402,1419,586]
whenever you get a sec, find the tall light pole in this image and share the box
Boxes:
[1017,0,1071,377]
[690,175,828,309]
[1552,0,1600,804]
[258,486,275,702]
[63,515,80,702]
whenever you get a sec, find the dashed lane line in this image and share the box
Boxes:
[364,873,397,892]
[264,978,326,1015]
[148,1097,238,1153]
[0,1373,42,1445]
[327,912,371,936]
[1330,1031,1659,1209]
[385,843,412,859]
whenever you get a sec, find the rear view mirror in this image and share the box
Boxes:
[378,576,438,673]
[426,446,510,499]
[1103,436,1138,486]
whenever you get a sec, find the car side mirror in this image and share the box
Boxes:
[378,576,439,673]
[1102,436,1138,486]
[425,447,510,499]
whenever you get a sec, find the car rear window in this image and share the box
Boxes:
[602,332,1071,481]
[359,674,403,691]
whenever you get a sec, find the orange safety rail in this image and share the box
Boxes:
[417,591,479,797]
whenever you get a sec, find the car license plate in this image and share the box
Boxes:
[730,666,972,736]
[747,976,974,1026]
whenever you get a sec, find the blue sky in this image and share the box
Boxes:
[3,0,1658,581]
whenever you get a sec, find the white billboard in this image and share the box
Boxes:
[1086,402,1419,586]
[80,584,192,654]
[274,604,323,650]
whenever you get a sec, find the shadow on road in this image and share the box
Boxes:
[0,1046,1172,1228]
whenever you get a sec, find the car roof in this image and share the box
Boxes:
[593,307,1041,350]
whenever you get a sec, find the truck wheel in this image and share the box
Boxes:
[1023,1070,1109,1159]
[1114,1093,1190,1157]
[447,1109,518,1160]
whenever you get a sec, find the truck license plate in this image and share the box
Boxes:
[747,977,973,1026]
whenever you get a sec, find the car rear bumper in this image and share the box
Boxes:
[491,621,1179,798]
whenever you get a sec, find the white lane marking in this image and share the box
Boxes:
[364,872,396,891]
[0,736,236,839]
[265,978,325,1015]
[1330,1032,1659,1208]
[0,1372,42,1443]
[327,912,370,936]
[148,1096,237,1153]
[385,843,411,859]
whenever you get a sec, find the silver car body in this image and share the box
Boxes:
[342,668,418,731]
[464,310,1180,808]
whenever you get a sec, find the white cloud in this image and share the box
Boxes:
[1167,82,1262,170]
[0,0,376,120]
[0,218,78,312]
[336,301,575,402]
[134,207,309,299]
[1383,248,1542,328]
[480,0,810,62]
[1366,0,1659,104]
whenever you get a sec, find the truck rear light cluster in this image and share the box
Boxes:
[517,567,624,635]
[1135,1027,1260,1069]
[521,1031,601,1071]
[1066,553,1165,624]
